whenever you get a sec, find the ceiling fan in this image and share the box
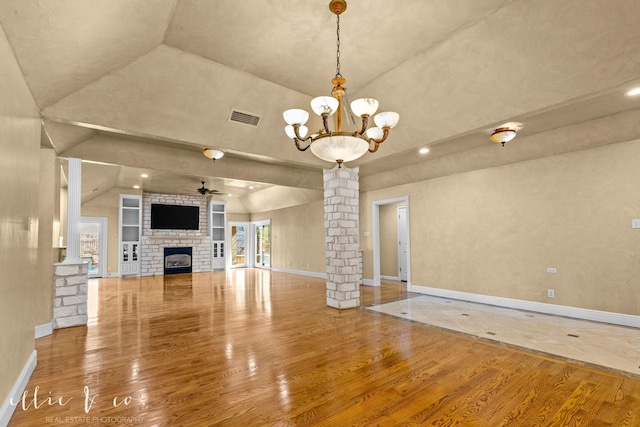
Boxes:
[196,181,221,195]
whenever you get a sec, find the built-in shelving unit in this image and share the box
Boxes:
[210,201,226,270]
[119,195,141,276]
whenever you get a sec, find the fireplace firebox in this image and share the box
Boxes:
[164,247,192,275]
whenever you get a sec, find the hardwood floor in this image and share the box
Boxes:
[9,270,640,426]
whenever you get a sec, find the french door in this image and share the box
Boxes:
[254,220,271,269]
[229,222,248,268]
[228,220,271,269]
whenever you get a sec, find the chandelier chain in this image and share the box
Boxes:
[335,14,341,77]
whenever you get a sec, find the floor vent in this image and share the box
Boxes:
[228,109,261,127]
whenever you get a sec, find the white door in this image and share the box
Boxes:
[397,206,408,282]
[80,217,108,278]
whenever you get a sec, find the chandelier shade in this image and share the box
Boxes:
[310,135,370,164]
[311,96,339,116]
[283,0,399,167]
[283,109,309,126]
[350,98,379,117]
[374,112,400,129]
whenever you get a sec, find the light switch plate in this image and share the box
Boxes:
[632,219,640,229]
[547,267,557,274]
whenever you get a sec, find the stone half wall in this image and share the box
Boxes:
[53,262,88,329]
[140,193,211,276]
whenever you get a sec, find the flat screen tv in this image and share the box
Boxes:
[150,204,199,230]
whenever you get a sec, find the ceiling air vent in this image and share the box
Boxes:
[228,109,261,127]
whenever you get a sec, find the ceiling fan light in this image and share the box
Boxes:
[373,111,400,129]
[283,109,309,125]
[350,98,379,117]
[310,96,339,116]
[203,148,224,160]
[490,127,516,144]
[366,127,384,140]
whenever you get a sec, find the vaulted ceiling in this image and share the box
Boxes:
[2,0,640,212]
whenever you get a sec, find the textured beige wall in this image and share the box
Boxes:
[227,213,250,222]
[251,200,325,273]
[379,202,404,277]
[361,138,640,316]
[35,149,57,325]
[0,25,41,406]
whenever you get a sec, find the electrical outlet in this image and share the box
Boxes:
[547,289,555,298]
[547,267,557,274]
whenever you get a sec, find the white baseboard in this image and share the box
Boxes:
[362,278,376,286]
[107,272,119,278]
[34,321,53,339]
[0,350,37,427]
[270,267,326,280]
[411,285,640,328]
[381,275,401,281]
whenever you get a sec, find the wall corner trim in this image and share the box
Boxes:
[411,285,640,328]
[0,349,37,427]
[35,320,53,339]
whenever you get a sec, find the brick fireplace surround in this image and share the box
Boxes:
[140,193,211,276]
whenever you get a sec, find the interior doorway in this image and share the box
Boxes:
[80,216,108,278]
[372,196,411,288]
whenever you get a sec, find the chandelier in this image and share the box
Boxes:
[283,0,399,168]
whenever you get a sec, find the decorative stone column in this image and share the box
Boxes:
[323,165,361,309]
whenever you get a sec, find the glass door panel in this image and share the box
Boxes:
[80,219,105,278]
[230,224,247,267]
[255,223,271,268]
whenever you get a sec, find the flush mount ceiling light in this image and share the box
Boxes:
[203,148,224,161]
[490,127,517,146]
[283,0,399,168]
